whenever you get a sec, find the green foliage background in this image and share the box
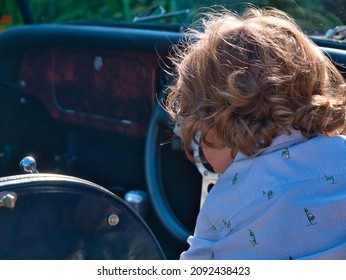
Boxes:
[1,0,345,33]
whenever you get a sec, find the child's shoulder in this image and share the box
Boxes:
[304,134,346,150]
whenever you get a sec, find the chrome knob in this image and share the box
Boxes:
[124,190,148,218]
[19,156,38,173]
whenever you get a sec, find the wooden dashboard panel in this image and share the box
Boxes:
[19,46,161,137]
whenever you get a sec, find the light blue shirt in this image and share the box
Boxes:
[180,132,346,259]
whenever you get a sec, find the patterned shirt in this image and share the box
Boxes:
[180,131,346,260]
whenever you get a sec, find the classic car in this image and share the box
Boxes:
[0,0,346,260]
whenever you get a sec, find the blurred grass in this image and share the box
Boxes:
[0,0,344,33]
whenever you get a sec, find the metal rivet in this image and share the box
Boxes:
[93,56,103,71]
[19,80,26,88]
[108,214,120,226]
[20,97,27,104]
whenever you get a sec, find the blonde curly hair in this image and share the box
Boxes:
[166,6,346,158]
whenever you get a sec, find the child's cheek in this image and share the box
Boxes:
[202,146,234,174]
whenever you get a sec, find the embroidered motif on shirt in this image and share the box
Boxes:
[222,220,233,232]
[281,148,290,159]
[325,175,335,184]
[304,208,317,225]
[249,229,259,246]
[262,190,274,199]
[232,173,238,185]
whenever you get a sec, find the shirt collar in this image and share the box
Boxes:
[234,129,308,162]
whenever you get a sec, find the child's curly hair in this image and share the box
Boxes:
[166,7,346,158]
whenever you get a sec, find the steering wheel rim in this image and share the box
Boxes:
[145,102,192,243]
[0,173,166,260]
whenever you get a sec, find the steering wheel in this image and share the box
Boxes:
[145,102,191,242]
[145,99,219,242]
[0,171,165,259]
